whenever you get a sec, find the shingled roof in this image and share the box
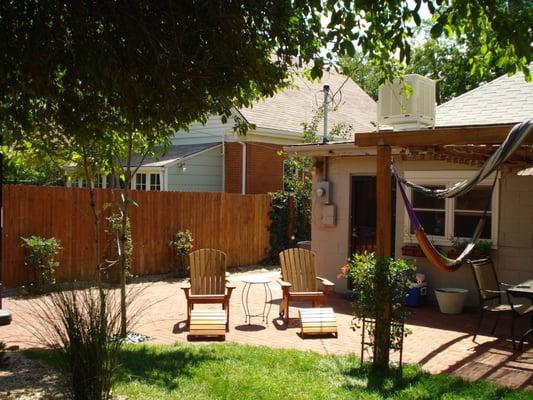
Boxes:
[238,70,377,135]
[437,70,533,127]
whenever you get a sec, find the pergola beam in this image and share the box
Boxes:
[354,124,532,147]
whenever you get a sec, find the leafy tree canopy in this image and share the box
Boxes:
[341,15,521,103]
[1,0,531,144]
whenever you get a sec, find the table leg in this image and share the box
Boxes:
[241,282,251,324]
[264,282,272,325]
[518,326,533,351]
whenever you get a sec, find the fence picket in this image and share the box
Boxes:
[2,185,271,286]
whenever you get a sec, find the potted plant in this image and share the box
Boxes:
[169,229,194,278]
[474,239,492,258]
[448,237,492,259]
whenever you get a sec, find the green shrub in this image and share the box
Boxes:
[20,235,62,293]
[169,229,194,277]
[340,252,415,352]
[105,213,133,282]
[268,192,292,261]
[451,237,492,257]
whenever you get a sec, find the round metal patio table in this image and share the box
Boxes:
[241,276,273,325]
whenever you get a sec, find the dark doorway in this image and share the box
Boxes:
[349,176,396,258]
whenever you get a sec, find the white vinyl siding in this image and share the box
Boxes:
[171,115,234,145]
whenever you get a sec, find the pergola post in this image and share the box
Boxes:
[373,144,392,369]
[376,145,392,257]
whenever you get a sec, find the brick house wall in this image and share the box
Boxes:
[224,142,284,194]
[224,142,243,193]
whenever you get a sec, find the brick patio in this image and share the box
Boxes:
[0,270,531,391]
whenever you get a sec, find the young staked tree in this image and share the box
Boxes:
[1,0,531,370]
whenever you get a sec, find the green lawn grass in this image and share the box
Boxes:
[27,343,531,400]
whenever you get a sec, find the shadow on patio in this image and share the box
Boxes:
[0,274,531,390]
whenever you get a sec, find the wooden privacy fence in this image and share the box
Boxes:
[2,185,271,287]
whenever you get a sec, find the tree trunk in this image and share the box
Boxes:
[118,131,134,337]
[373,259,392,369]
[81,151,107,337]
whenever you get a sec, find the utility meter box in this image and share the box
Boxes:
[315,181,332,204]
[320,204,336,227]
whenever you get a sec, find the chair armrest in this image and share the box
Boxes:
[181,281,191,299]
[482,289,505,294]
[278,279,292,288]
[226,280,237,289]
[316,276,335,287]
[225,281,236,300]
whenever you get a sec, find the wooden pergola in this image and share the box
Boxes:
[354,124,533,259]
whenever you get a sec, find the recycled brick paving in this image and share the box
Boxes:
[0,270,531,391]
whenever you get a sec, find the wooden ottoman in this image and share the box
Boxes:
[189,310,226,338]
[299,307,338,337]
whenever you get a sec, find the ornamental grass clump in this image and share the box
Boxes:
[27,287,140,400]
[0,341,9,369]
[20,235,62,294]
[169,229,194,277]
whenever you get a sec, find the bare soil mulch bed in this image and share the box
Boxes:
[0,351,66,400]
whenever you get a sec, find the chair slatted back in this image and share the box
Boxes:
[467,258,500,302]
[279,248,317,292]
[189,249,227,295]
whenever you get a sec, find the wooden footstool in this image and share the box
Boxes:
[299,307,337,337]
[189,310,226,338]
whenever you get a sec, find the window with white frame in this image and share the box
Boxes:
[454,186,492,239]
[135,173,147,190]
[134,172,161,191]
[150,173,161,191]
[95,174,105,189]
[403,171,499,246]
[411,185,446,236]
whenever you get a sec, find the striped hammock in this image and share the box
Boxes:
[395,170,496,272]
[397,120,533,198]
[393,120,532,272]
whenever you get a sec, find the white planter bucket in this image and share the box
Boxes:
[435,288,468,314]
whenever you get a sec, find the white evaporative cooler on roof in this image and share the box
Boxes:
[378,74,436,131]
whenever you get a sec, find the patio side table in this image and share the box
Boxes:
[241,276,273,325]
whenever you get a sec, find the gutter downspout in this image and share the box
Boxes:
[239,141,246,194]
[163,167,168,191]
[222,135,226,192]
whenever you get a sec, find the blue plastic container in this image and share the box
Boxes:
[406,282,428,307]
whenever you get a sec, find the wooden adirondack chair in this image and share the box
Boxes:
[278,248,335,323]
[181,249,236,328]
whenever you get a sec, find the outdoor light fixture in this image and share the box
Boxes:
[177,163,187,172]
